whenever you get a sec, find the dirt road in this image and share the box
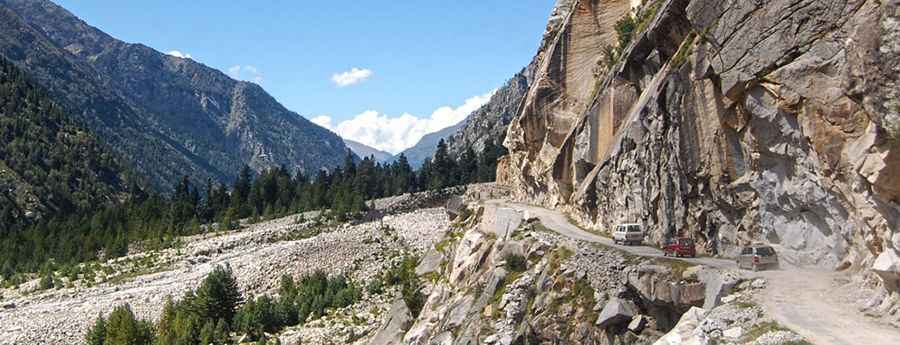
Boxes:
[486,200,900,345]
[485,200,733,268]
[756,269,900,345]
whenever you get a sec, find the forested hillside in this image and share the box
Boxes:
[0,57,133,230]
[0,134,500,282]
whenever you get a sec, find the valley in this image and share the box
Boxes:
[1,0,899,344]
[3,185,897,344]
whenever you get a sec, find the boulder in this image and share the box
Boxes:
[698,268,740,310]
[596,298,637,328]
[415,249,442,276]
[479,206,522,240]
[628,314,647,333]
[723,326,743,339]
[873,249,900,292]
[369,299,413,345]
[445,196,467,221]
[652,307,706,345]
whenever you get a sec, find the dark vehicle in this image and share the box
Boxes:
[663,238,696,258]
[737,244,779,271]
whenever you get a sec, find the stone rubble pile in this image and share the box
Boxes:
[653,279,808,345]
[0,206,449,345]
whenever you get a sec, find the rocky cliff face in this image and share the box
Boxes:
[445,71,531,157]
[375,204,690,345]
[444,1,576,159]
[0,0,348,189]
[500,0,900,292]
[371,198,793,345]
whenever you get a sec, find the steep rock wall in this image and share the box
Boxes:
[501,0,900,288]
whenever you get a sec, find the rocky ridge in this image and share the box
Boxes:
[498,0,900,317]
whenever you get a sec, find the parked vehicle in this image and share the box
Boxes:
[663,238,696,258]
[613,223,644,245]
[736,244,779,271]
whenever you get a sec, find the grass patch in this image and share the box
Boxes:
[634,0,663,35]
[102,263,173,285]
[734,300,757,309]
[671,31,696,68]
[653,257,696,280]
[572,278,598,323]
[743,321,812,345]
[548,246,575,273]
[435,230,463,253]
[490,271,524,307]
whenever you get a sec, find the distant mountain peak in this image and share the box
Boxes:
[344,140,393,163]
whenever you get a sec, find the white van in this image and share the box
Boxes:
[613,223,644,246]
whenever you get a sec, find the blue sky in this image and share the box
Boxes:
[55,1,554,153]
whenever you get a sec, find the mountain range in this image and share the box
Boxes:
[392,120,466,168]
[343,139,393,163]
[0,0,349,191]
[393,65,531,167]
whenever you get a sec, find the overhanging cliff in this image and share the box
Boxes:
[500,0,900,286]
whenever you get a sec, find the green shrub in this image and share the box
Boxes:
[382,256,425,317]
[615,15,636,48]
[504,254,527,273]
[87,305,154,345]
[233,271,361,341]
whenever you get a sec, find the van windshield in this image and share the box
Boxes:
[756,247,775,256]
[627,225,641,232]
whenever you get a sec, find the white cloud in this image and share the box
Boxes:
[228,65,264,84]
[331,67,373,87]
[310,115,333,129]
[167,50,193,59]
[313,91,495,154]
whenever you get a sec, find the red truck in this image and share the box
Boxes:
[662,238,696,258]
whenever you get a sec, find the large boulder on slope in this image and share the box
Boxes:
[369,299,413,345]
[596,298,637,328]
[874,249,900,293]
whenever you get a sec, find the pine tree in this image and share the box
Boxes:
[478,139,507,182]
[429,139,454,190]
[199,319,216,345]
[104,304,153,345]
[85,313,107,345]
[38,261,54,290]
[232,166,253,217]
[458,147,478,184]
[391,154,413,194]
[156,296,177,344]
[194,265,242,323]
[213,318,230,345]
